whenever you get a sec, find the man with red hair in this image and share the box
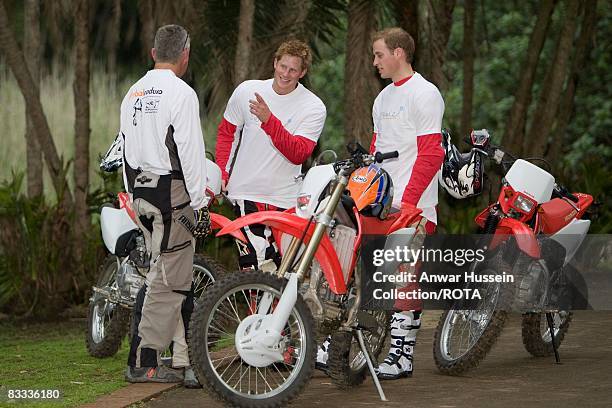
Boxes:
[215,39,326,270]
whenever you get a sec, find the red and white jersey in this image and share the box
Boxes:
[372,73,445,223]
[223,79,326,208]
[120,69,208,210]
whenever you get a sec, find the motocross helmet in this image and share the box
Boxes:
[438,129,484,199]
[100,133,124,172]
[347,164,394,219]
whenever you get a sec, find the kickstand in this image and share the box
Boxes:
[545,312,561,364]
[355,328,388,402]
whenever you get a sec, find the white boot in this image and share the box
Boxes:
[315,335,331,371]
[376,311,421,380]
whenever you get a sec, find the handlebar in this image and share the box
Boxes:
[375,151,399,163]
[553,184,579,203]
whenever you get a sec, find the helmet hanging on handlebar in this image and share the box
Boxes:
[438,129,484,199]
[347,164,394,219]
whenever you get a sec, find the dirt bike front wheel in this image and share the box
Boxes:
[433,254,514,375]
[189,271,315,408]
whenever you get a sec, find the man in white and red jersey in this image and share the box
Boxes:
[317,27,445,380]
[371,27,445,380]
[215,39,326,270]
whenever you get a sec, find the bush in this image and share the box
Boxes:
[0,173,104,319]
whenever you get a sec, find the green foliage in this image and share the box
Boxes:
[0,173,103,318]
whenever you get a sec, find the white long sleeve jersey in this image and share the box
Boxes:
[120,69,208,210]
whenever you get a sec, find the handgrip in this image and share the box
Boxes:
[374,151,399,163]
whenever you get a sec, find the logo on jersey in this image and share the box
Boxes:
[130,87,164,98]
[145,99,160,113]
[352,175,368,183]
[132,98,142,126]
[381,105,406,120]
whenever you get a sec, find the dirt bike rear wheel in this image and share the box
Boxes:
[88,253,228,359]
[521,311,572,357]
[86,255,131,358]
[189,271,315,408]
[327,310,389,388]
[433,254,514,375]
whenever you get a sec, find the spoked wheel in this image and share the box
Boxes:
[86,255,131,358]
[521,311,572,357]
[192,254,228,299]
[327,310,390,388]
[433,255,513,375]
[189,271,315,407]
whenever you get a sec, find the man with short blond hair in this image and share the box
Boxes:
[215,39,326,270]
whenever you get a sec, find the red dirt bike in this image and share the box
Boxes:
[189,144,423,407]
[433,129,594,374]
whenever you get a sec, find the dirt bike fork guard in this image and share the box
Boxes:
[546,312,562,364]
[355,328,388,402]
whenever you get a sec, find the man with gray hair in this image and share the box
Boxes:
[121,24,210,385]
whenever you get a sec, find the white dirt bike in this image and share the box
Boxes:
[86,138,231,358]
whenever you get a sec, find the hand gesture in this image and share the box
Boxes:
[249,93,272,123]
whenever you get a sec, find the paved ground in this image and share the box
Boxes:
[141,311,612,408]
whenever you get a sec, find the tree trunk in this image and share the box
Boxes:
[138,0,155,61]
[461,0,475,139]
[24,0,43,198]
[549,1,598,168]
[502,0,556,153]
[234,0,255,86]
[344,0,381,147]
[416,0,455,90]
[73,0,91,272]
[0,0,73,205]
[394,0,419,47]
[250,0,312,81]
[525,0,580,158]
[106,0,122,74]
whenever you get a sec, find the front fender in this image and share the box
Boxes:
[491,218,540,258]
[218,211,347,294]
[210,212,246,242]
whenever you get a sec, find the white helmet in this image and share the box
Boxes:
[438,130,484,199]
[100,133,124,172]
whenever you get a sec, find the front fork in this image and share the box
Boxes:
[260,172,349,342]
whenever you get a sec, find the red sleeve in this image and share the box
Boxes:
[402,133,444,205]
[369,132,377,154]
[261,114,316,165]
[215,118,237,182]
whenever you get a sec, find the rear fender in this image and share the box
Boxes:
[217,211,347,294]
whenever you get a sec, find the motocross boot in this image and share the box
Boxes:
[375,311,421,380]
[315,335,332,372]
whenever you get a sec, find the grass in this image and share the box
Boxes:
[0,320,129,407]
[0,64,225,198]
